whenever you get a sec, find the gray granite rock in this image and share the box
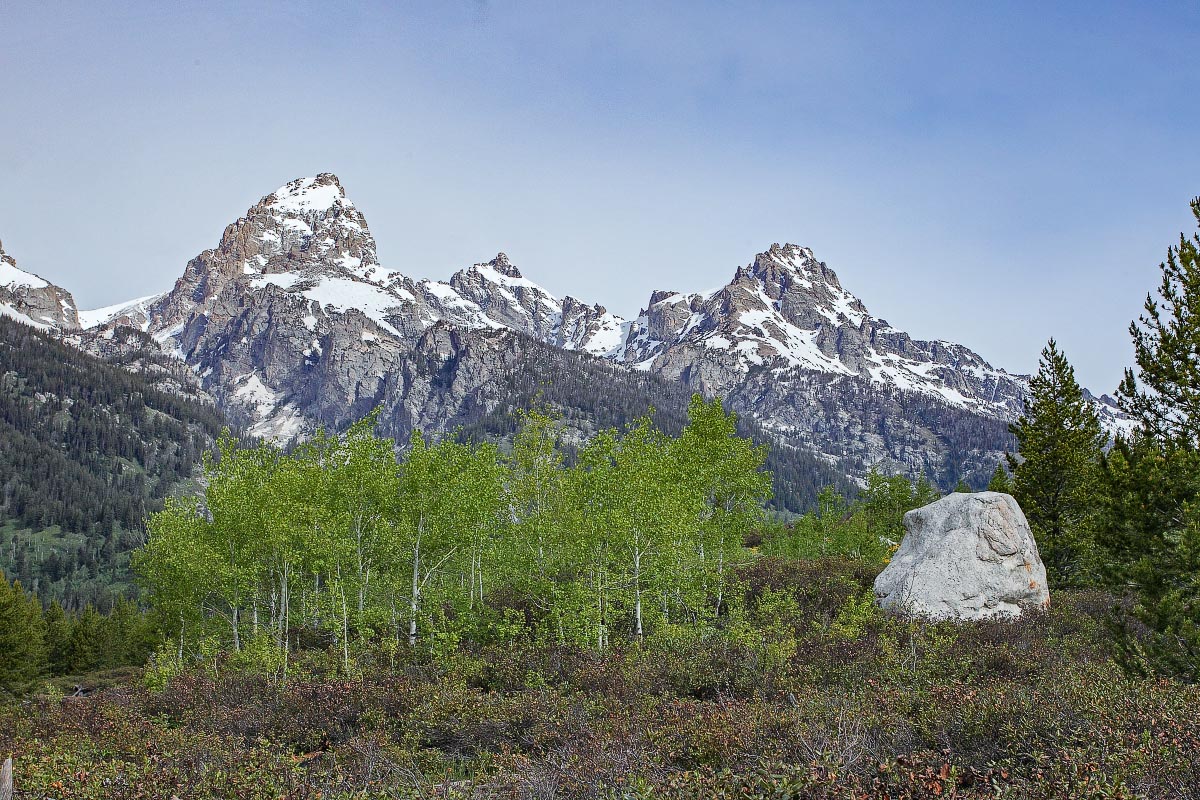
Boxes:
[874,492,1050,621]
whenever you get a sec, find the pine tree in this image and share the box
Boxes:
[67,605,105,674]
[43,600,72,675]
[1106,198,1200,680]
[1007,339,1106,587]
[1119,198,1200,446]
[1099,437,1200,680]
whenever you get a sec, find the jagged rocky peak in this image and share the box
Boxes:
[455,252,528,284]
[227,172,380,280]
[149,173,397,335]
[640,289,703,342]
[0,237,80,330]
[449,252,563,340]
[0,238,17,271]
[624,241,1035,422]
[729,242,869,328]
[486,252,522,278]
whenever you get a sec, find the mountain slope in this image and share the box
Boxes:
[0,315,227,608]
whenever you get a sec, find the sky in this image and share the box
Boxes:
[2,1,1198,393]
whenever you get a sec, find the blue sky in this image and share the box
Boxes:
[2,1,1198,392]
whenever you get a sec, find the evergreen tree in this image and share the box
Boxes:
[0,316,227,609]
[43,600,72,675]
[0,575,47,695]
[987,464,1013,494]
[67,605,105,674]
[103,597,158,669]
[1106,198,1200,680]
[1119,198,1200,447]
[1006,339,1106,587]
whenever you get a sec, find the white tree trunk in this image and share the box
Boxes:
[408,530,422,647]
[340,580,351,675]
[633,548,643,638]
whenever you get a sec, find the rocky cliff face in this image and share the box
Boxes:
[0,239,80,330]
[34,172,1125,495]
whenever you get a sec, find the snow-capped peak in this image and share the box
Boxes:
[483,252,522,279]
[141,173,398,343]
[265,173,349,214]
[768,241,817,267]
[612,243,1032,418]
[88,173,1077,440]
[0,239,50,290]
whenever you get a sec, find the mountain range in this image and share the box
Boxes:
[0,173,1129,507]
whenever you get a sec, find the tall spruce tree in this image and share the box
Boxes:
[1007,339,1106,587]
[1106,198,1200,680]
[1119,198,1200,447]
[43,600,72,675]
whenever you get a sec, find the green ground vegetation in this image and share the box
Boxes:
[1,565,1195,798]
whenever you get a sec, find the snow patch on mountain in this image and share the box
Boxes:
[267,176,345,214]
[0,238,80,329]
[0,260,49,290]
[79,294,163,330]
[301,276,407,336]
[0,302,50,329]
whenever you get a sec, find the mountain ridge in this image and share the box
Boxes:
[2,172,1131,492]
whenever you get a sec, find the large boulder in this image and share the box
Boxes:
[874,492,1049,621]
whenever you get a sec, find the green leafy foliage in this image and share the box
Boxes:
[761,471,939,563]
[135,396,772,674]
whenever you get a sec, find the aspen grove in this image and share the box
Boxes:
[133,396,771,673]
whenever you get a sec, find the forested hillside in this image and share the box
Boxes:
[0,317,227,608]
[0,314,849,611]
